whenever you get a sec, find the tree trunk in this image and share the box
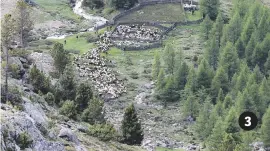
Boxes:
[3,46,9,102]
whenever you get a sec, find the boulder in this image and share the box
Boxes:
[58,128,79,144]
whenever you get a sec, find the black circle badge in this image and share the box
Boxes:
[238,111,258,131]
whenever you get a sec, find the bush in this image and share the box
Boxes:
[44,92,55,105]
[16,131,33,149]
[82,97,105,124]
[1,85,22,105]
[130,71,139,79]
[59,100,77,119]
[30,65,51,94]
[85,33,99,43]
[83,0,104,9]
[10,64,20,79]
[88,124,117,141]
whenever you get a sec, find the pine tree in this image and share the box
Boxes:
[184,68,197,93]
[234,62,250,92]
[75,82,93,111]
[250,2,264,27]
[252,34,270,68]
[256,8,270,42]
[163,44,175,75]
[54,64,76,104]
[241,16,255,45]
[245,33,256,67]
[216,88,224,103]
[30,64,51,94]
[159,76,179,106]
[174,62,189,90]
[183,94,200,118]
[219,42,240,79]
[225,12,242,44]
[196,97,212,139]
[121,103,143,145]
[199,0,220,20]
[251,65,264,84]
[207,117,225,151]
[261,105,270,148]
[1,14,16,102]
[225,107,241,134]
[220,133,238,151]
[223,94,233,110]
[14,0,33,47]
[197,59,214,90]
[156,68,165,90]
[264,51,270,76]
[213,11,224,47]
[82,97,105,124]
[205,36,219,69]
[200,15,213,41]
[51,42,69,74]
[258,78,270,119]
[152,51,161,80]
[59,100,77,119]
[235,38,245,59]
[211,67,229,101]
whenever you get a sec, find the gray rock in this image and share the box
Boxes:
[19,57,28,64]
[58,128,79,144]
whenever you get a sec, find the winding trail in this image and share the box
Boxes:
[73,0,108,31]
[47,0,108,39]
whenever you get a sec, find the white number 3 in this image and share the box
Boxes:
[245,116,252,127]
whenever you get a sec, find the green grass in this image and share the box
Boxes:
[119,4,186,22]
[34,0,81,22]
[186,11,202,21]
[156,147,185,151]
[52,33,96,54]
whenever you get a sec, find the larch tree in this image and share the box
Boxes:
[163,44,175,75]
[184,68,197,93]
[261,105,270,148]
[199,0,220,20]
[75,82,93,111]
[207,117,225,151]
[200,15,213,41]
[225,12,242,44]
[245,33,256,67]
[264,51,270,76]
[152,51,161,80]
[1,14,16,102]
[82,97,105,124]
[210,66,229,101]
[174,62,189,91]
[205,36,219,69]
[121,103,143,145]
[183,94,200,119]
[14,0,33,48]
[197,59,214,90]
[51,42,69,74]
[156,68,165,91]
[218,42,240,79]
[241,16,255,46]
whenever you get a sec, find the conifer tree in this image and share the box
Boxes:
[156,68,165,90]
[235,38,245,59]
[211,67,229,101]
[261,106,270,148]
[196,97,212,139]
[234,62,250,92]
[250,2,263,27]
[219,42,240,79]
[213,11,224,47]
[75,82,93,111]
[207,118,225,151]
[252,34,270,68]
[30,64,51,94]
[152,52,161,80]
[241,16,255,45]
[220,133,238,151]
[183,94,200,118]
[54,64,76,104]
[121,103,143,145]
[264,51,270,76]
[245,33,256,67]
[225,107,240,134]
[200,15,213,41]
[82,97,105,124]
[216,88,224,103]
[51,42,69,74]
[184,68,197,92]
[197,59,214,90]
[205,36,219,69]
[14,0,33,47]
[256,9,270,42]
[163,44,175,75]
[199,0,220,20]
[225,12,242,44]
[223,94,233,110]
[174,62,189,90]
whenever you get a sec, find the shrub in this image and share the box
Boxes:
[88,124,117,141]
[130,71,139,79]
[44,92,55,105]
[59,100,77,119]
[1,85,22,105]
[103,7,115,15]
[29,65,51,94]
[85,33,99,43]
[16,131,33,149]
[10,64,20,79]
[82,97,105,124]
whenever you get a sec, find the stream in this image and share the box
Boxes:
[46,0,108,39]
